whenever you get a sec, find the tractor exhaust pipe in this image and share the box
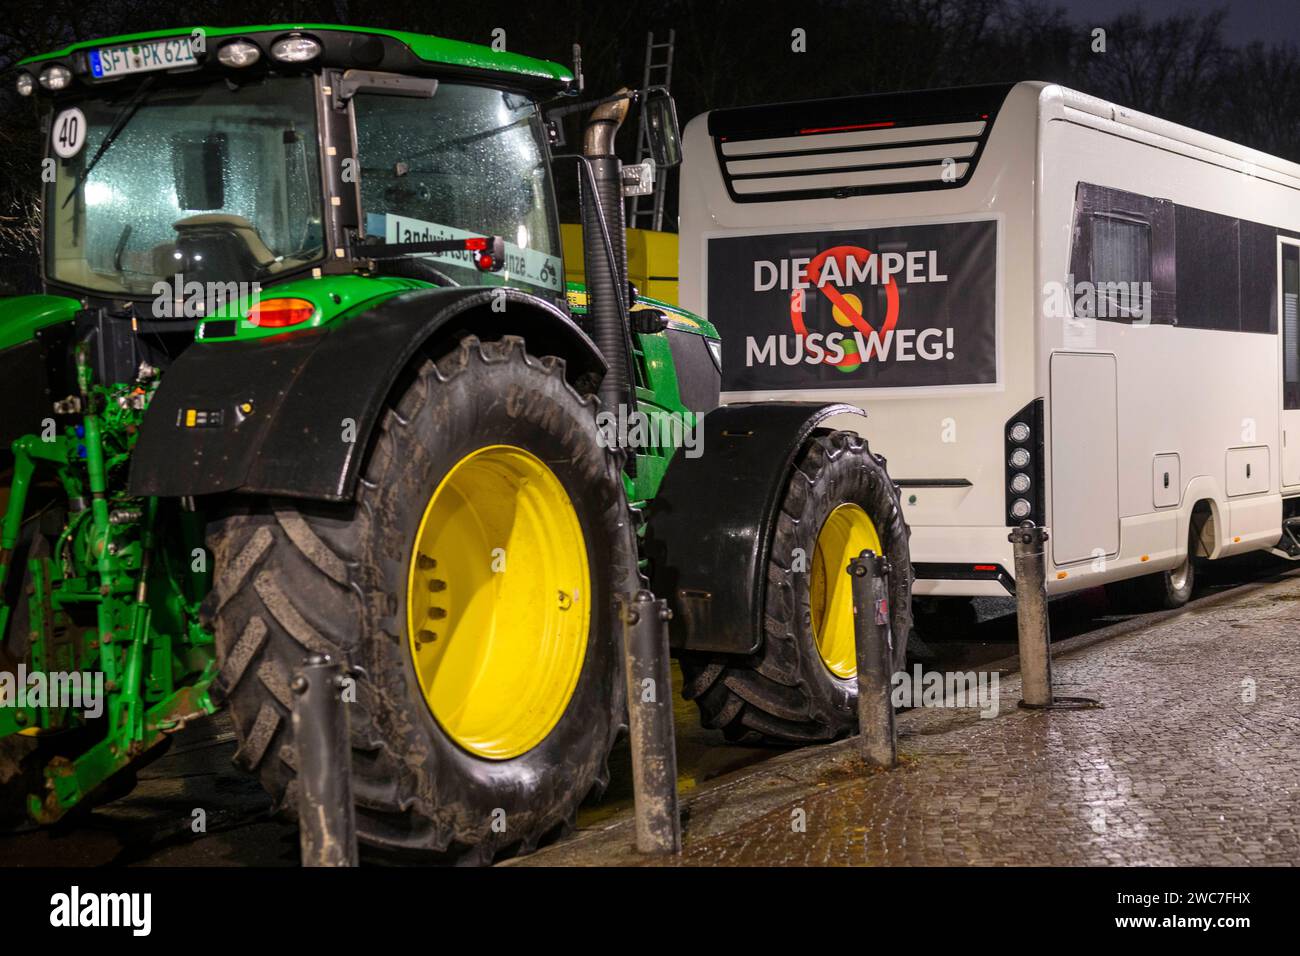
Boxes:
[580,92,633,418]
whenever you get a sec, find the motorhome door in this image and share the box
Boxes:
[1280,238,1300,488]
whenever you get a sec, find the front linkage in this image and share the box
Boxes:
[0,345,215,823]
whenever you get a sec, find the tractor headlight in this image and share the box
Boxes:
[39,65,72,91]
[271,35,321,63]
[706,337,722,374]
[218,40,261,68]
[16,72,35,96]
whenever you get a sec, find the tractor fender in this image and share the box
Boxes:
[643,401,868,655]
[127,286,605,501]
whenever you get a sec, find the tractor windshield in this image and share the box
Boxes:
[354,83,563,295]
[44,75,325,298]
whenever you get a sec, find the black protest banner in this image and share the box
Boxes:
[707,219,998,391]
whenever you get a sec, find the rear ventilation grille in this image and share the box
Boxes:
[707,84,1011,203]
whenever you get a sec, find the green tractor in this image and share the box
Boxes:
[0,23,912,862]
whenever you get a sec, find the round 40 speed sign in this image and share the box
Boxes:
[51,107,87,159]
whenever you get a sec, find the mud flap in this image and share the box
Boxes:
[643,402,867,655]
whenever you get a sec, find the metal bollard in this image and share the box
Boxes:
[291,654,358,867]
[1009,524,1053,708]
[848,550,897,767]
[619,589,682,854]
[1008,524,1101,711]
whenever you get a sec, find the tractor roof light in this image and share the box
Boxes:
[245,297,317,329]
[270,34,322,64]
[217,40,262,68]
[39,65,72,91]
[15,72,34,96]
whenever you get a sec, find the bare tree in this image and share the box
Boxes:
[0,0,1294,275]
[1077,8,1229,129]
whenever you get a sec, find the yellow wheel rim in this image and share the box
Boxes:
[809,503,882,679]
[406,444,590,760]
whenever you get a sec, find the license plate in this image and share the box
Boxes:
[89,36,197,79]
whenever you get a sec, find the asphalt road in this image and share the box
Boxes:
[1,551,1289,866]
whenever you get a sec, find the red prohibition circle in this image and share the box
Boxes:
[788,245,901,348]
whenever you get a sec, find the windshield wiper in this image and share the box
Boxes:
[62,75,158,209]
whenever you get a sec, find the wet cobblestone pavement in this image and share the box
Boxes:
[4,560,1295,867]
[519,573,1300,866]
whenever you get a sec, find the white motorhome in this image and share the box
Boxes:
[680,81,1300,607]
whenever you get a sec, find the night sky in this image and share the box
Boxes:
[1060,0,1300,46]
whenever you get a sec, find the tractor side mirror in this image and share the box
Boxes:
[173,132,227,211]
[642,87,682,169]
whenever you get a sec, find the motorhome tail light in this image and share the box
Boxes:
[912,562,1015,594]
[218,40,261,68]
[1005,398,1045,526]
[270,34,321,63]
[39,65,72,91]
[245,298,317,329]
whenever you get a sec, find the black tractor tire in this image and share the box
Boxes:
[678,430,912,744]
[204,335,639,864]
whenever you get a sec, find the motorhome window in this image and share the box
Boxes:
[1174,205,1241,331]
[1089,215,1151,319]
[1240,221,1280,334]
[1284,244,1300,410]
[1069,182,1174,325]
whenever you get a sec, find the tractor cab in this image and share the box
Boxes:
[15,26,579,347]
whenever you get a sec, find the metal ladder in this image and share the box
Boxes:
[627,29,675,232]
